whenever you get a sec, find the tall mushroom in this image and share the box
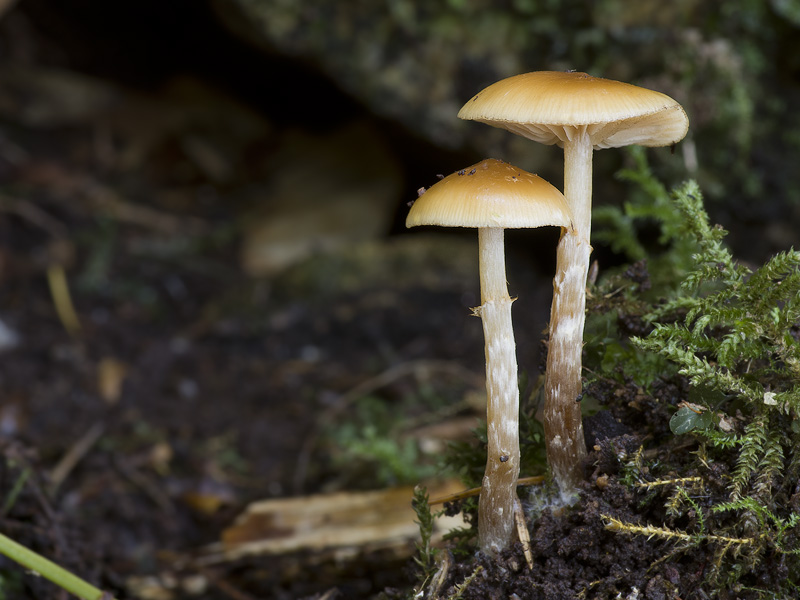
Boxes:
[458,71,689,502]
[407,158,572,553]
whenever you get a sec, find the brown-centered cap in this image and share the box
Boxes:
[458,71,689,150]
[406,158,572,229]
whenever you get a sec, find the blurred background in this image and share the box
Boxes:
[0,0,799,597]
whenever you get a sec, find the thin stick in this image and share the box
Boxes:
[46,265,81,335]
[514,496,534,569]
[113,457,174,514]
[0,193,67,238]
[428,475,545,505]
[49,422,105,494]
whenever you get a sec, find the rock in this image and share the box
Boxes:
[211,0,727,166]
[238,119,403,275]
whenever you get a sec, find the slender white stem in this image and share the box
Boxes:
[544,129,591,503]
[476,227,520,553]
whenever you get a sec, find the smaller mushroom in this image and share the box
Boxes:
[407,158,572,554]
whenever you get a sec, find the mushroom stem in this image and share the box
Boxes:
[476,226,520,553]
[544,128,591,502]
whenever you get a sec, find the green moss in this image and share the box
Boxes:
[590,159,800,592]
[325,394,441,487]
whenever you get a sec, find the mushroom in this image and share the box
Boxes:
[458,71,689,502]
[407,158,572,553]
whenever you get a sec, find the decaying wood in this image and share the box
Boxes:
[197,480,464,566]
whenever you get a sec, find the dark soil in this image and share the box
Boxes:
[389,427,787,600]
[433,480,697,600]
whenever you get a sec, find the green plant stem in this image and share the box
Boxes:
[0,532,114,600]
[1,467,30,517]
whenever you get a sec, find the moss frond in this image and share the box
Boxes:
[593,159,800,593]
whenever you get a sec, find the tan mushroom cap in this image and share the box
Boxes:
[407,158,572,229]
[458,71,689,150]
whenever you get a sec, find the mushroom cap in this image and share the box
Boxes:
[458,71,689,150]
[406,158,572,229]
